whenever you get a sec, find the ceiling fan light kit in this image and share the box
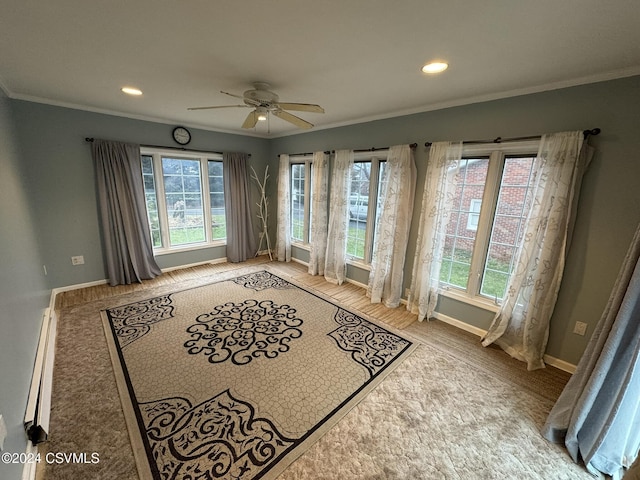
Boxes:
[188,82,324,130]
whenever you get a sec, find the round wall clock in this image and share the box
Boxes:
[172,126,191,145]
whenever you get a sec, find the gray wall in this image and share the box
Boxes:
[269,75,640,365]
[0,92,50,479]
[1,78,638,478]
[10,101,271,288]
[1,102,269,478]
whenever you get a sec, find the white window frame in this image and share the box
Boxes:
[345,151,386,266]
[439,140,539,306]
[466,199,482,231]
[141,147,225,255]
[290,155,313,246]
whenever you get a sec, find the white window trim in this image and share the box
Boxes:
[438,140,539,305]
[141,147,225,256]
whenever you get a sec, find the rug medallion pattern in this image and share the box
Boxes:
[103,269,415,480]
[184,299,304,365]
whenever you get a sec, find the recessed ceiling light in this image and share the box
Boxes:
[421,62,448,74]
[121,86,143,96]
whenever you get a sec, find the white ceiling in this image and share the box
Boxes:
[1,0,639,138]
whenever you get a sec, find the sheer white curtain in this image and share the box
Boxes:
[308,151,329,275]
[276,154,291,262]
[367,145,416,307]
[482,131,592,370]
[324,149,353,284]
[407,142,463,321]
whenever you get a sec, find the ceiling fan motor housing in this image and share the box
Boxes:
[244,83,279,107]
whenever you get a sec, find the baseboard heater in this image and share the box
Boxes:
[24,308,57,444]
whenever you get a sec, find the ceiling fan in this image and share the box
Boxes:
[188,82,325,129]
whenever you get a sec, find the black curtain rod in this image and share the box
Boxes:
[328,143,418,155]
[84,138,251,157]
[423,129,601,148]
[288,150,332,157]
[285,143,418,157]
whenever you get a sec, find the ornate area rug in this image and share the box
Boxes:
[101,267,417,480]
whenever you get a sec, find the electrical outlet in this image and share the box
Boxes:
[573,321,588,336]
[0,414,7,451]
[71,255,85,265]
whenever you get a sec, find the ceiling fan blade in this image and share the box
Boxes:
[187,104,249,111]
[221,90,261,107]
[220,90,245,100]
[273,109,313,129]
[277,102,325,113]
[242,111,259,129]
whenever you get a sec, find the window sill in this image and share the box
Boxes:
[346,258,371,271]
[289,245,371,271]
[153,241,226,256]
[438,288,501,313]
[291,241,310,251]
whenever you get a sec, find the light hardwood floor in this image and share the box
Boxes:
[55,256,417,329]
[54,255,571,400]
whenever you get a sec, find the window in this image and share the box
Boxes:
[346,154,387,262]
[141,149,226,254]
[439,142,538,302]
[290,157,312,244]
[290,159,312,243]
[466,199,482,231]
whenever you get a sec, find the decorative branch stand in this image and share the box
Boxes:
[251,165,272,260]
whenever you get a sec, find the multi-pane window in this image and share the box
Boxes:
[440,159,489,290]
[346,154,386,262]
[142,156,161,248]
[163,157,205,245]
[208,161,226,241]
[480,156,535,299]
[290,158,313,244]
[141,149,226,253]
[466,199,482,231]
[346,162,370,258]
[439,142,537,302]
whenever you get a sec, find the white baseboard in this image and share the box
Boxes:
[290,257,307,267]
[51,278,107,296]
[432,312,489,338]
[50,257,231,298]
[288,257,371,291]
[431,313,577,374]
[160,256,228,272]
[543,355,576,374]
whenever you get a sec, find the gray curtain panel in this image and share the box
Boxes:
[542,222,640,479]
[223,152,256,262]
[92,139,161,286]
